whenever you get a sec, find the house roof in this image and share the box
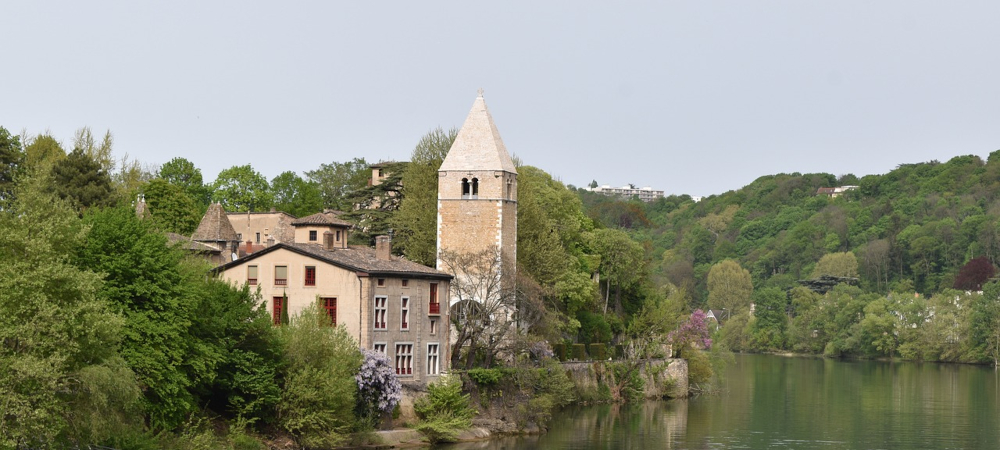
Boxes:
[166,232,221,253]
[438,91,517,174]
[291,211,353,227]
[192,203,239,242]
[214,242,452,280]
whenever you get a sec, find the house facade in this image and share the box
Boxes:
[216,236,452,385]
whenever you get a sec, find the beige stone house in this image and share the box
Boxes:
[227,210,297,254]
[215,233,452,385]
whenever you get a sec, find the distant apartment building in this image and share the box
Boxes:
[587,184,665,202]
[816,185,859,198]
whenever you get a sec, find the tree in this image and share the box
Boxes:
[211,164,272,212]
[954,256,996,291]
[0,174,141,447]
[159,157,210,208]
[50,148,115,212]
[750,287,788,350]
[277,303,362,448]
[306,157,370,211]
[439,246,518,369]
[811,251,859,278]
[271,171,323,217]
[589,180,598,189]
[143,179,201,235]
[342,161,406,244]
[392,128,456,266]
[23,132,66,170]
[0,126,24,204]
[72,127,115,175]
[707,259,754,316]
[588,228,646,314]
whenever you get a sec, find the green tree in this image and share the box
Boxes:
[159,157,210,208]
[811,251,860,278]
[587,228,646,314]
[271,170,323,217]
[342,161,406,244]
[143,178,202,235]
[750,287,787,350]
[0,174,141,447]
[23,132,66,170]
[392,128,456,266]
[0,126,25,204]
[51,148,116,212]
[306,157,370,211]
[211,164,272,212]
[707,259,754,316]
[75,207,218,428]
[72,127,115,175]
[277,303,362,447]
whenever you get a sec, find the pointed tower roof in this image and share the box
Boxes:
[439,90,517,174]
[192,203,239,242]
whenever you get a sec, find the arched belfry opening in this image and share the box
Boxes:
[461,178,470,198]
[471,178,479,198]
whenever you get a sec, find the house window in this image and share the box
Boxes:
[427,343,440,375]
[336,230,341,241]
[309,230,317,241]
[237,233,242,241]
[400,297,410,330]
[402,279,409,288]
[247,265,257,285]
[373,342,387,354]
[377,278,385,287]
[374,296,387,330]
[272,296,285,325]
[395,343,413,375]
[256,232,260,244]
[274,266,287,286]
[378,168,384,177]
[304,266,316,287]
[322,297,337,326]
[429,283,440,315]
[430,320,436,335]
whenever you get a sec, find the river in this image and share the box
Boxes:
[441,354,1000,449]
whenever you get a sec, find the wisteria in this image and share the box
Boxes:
[668,309,712,351]
[355,348,402,423]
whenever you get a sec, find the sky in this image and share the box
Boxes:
[3,1,999,197]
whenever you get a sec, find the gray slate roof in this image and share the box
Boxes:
[215,242,451,279]
[192,203,239,242]
[438,93,517,174]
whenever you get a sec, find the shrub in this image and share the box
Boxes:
[572,344,587,361]
[355,348,402,430]
[589,343,607,360]
[467,367,505,386]
[414,375,474,444]
[277,304,362,448]
[552,343,567,361]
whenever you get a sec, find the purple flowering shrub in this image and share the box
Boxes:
[668,309,712,354]
[355,348,402,426]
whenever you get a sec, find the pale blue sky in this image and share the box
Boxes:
[3,1,999,196]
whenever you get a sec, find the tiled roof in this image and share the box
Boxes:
[438,92,517,174]
[291,211,353,227]
[166,232,221,253]
[192,203,240,242]
[215,242,451,279]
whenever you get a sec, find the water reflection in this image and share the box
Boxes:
[440,355,1000,450]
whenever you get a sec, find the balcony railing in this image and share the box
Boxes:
[275,278,287,286]
[429,302,440,315]
[248,278,257,286]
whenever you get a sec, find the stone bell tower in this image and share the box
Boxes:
[436,90,518,275]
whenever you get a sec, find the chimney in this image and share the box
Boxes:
[323,231,334,250]
[246,240,253,254]
[375,235,391,261]
[267,237,275,247]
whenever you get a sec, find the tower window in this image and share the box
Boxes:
[461,178,470,198]
[471,178,479,198]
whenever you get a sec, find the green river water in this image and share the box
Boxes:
[441,353,1000,449]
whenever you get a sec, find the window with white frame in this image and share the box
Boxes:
[400,297,409,330]
[373,296,387,330]
[427,343,440,375]
[395,343,413,375]
[373,342,387,354]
